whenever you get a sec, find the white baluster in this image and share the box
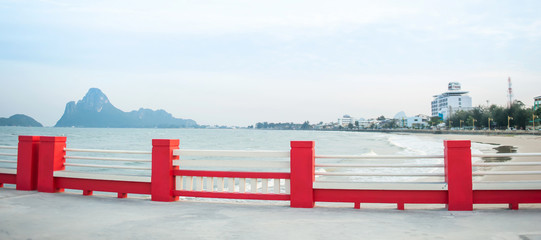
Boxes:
[262,179,268,193]
[228,178,235,192]
[196,177,203,191]
[176,176,182,191]
[239,178,246,193]
[186,176,193,191]
[274,179,280,194]
[207,177,214,192]
[217,177,224,192]
[251,178,257,193]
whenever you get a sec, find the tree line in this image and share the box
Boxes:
[254,121,312,130]
[444,101,540,130]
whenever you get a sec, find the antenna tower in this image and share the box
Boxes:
[507,77,513,108]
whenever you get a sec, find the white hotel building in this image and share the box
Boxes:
[431,82,472,120]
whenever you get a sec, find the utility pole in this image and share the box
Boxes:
[507,77,513,108]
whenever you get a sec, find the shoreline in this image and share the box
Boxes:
[324,128,541,136]
[431,133,541,153]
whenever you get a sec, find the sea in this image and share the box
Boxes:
[0,127,496,182]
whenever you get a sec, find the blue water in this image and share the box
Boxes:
[0,127,405,154]
[0,127,491,181]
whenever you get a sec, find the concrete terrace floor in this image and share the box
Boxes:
[1,188,541,240]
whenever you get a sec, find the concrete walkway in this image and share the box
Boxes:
[1,188,541,240]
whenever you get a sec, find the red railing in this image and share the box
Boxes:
[1,136,541,210]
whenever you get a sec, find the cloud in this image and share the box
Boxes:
[2,1,541,126]
[5,1,420,36]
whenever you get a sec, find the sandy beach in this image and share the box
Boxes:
[435,133,541,153]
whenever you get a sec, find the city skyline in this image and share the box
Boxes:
[1,1,540,127]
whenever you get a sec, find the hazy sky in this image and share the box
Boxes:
[1,0,540,127]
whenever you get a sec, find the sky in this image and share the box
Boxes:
[1,0,540,127]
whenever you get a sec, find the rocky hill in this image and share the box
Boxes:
[0,114,43,127]
[55,88,197,128]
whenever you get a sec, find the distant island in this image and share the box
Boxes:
[0,114,43,127]
[55,88,198,128]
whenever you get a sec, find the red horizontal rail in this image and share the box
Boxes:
[174,190,290,201]
[0,173,16,184]
[55,177,152,195]
[473,190,541,204]
[314,189,448,204]
[173,170,290,179]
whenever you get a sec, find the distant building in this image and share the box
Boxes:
[362,119,380,129]
[535,96,541,111]
[394,113,429,128]
[338,115,355,127]
[431,82,472,120]
[406,114,430,128]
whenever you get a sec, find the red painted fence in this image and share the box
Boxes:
[1,136,540,211]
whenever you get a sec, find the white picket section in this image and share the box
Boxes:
[174,175,291,194]
[173,148,291,196]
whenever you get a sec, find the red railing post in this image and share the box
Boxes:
[151,139,179,202]
[444,140,473,211]
[37,136,67,193]
[290,141,315,208]
[16,136,41,191]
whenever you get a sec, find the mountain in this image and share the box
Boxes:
[55,88,197,128]
[0,114,43,127]
[394,111,407,119]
